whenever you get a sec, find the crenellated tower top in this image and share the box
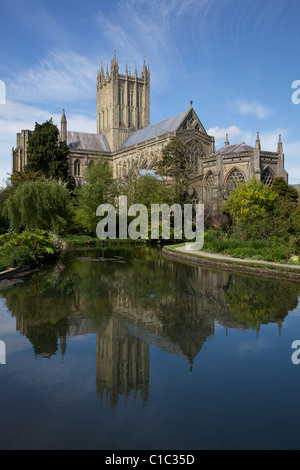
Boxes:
[97,55,150,151]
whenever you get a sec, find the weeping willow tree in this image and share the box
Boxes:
[5,180,71,234]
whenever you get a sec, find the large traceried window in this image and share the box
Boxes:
[261,167,274,187]
[186,139,203,173]
[226,168,246,195]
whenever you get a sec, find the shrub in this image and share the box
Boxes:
[0,230,59,271]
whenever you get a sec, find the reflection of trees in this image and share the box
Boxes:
[1,246,299,407]
[1,262,73,357]
[223,275,300,330]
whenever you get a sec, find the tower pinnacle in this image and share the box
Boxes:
[277,134,283,153]
[61,109,67,142]
[255,131,261,150]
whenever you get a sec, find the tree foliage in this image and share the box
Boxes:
[224,177,277,224]
[75,158,117,234]
[25,120,70,181]
[223,177,300,249]
[5,180,71,234]
[118,172,175,210]
[157,136,193,204]
[271,177,299,202]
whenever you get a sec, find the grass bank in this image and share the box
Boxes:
[200,230,300,265]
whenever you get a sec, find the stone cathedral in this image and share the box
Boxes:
[12,54,288,203]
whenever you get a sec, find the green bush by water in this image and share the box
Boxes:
[0,230,60,271]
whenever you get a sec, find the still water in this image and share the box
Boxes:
[0,246,300,450]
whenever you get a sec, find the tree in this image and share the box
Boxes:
[25,120,70,182]
[157,136,193,204]
[76,158,117,234]
[0,172,45,234]
[224,178,276,224]
[271,177,299,202]
[5,180,71,234]
[118,172,175,210]
[223,178,277,239]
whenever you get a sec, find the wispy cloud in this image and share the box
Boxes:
[7,50,98,105]
[236,99,273,120]
[94,0,219,90]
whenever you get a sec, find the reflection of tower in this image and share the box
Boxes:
[96,316,150,409]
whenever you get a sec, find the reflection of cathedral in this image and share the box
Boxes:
[12,55,288,201]
[3,253,296,410]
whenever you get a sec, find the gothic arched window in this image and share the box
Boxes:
[226,168,246,195]
[186,139,203,173]
[261,167,274,187]
[204,172,214,201]
[74,160,81,177]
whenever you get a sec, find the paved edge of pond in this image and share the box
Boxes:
[162,246,300,281]
[0,265,32,281]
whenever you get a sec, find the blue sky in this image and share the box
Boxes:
[1,0,300,184]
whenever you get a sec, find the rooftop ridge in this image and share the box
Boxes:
[121,110,189,149]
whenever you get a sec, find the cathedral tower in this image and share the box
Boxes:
[97,54,150,152]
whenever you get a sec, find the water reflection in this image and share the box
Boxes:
[1,247,299,408]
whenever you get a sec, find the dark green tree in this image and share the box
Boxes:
[271,177,299,202]
[25,120,70,182]
[157,136,193,204]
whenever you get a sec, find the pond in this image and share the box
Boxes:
[0,246,300,450]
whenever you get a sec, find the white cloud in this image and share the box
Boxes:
[208,123,286,152]
[282,141,300,184]
[236,99,273,120]
[0,100,96,185]
[207,125,242,147]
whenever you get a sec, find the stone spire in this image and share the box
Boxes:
[61,109,67,142]
[225,133,230,146]
[255,131,261,150]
